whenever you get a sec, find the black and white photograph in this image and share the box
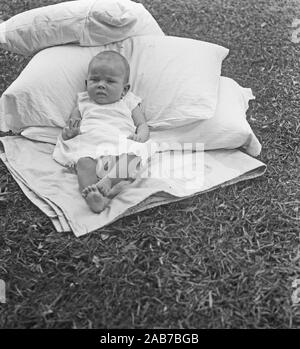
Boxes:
[0,0,299,332]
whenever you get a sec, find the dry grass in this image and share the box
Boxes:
[0,0,299,328]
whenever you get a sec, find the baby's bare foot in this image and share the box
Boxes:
[96,177,112,196]
[84,185,110,213]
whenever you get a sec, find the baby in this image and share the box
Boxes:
[53,51,154,213]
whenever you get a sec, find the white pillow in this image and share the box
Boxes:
[150,77,261,156]
[125,36,229,126]
[0,36,228,132]
[0,0,163,56]
[21,77,261,156]
[0,44,114,132]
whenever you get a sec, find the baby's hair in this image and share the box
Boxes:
[88,51,130,83]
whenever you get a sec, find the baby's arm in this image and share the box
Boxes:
[69,105,82,127]
[128,105,150,143]
[62,105,82,140]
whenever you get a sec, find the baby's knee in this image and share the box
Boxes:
[77,157,95,170]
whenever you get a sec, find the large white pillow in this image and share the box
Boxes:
[21,77,261,156]
[150,77,261,156]
[0,35,228,132]
[0,44,112,132]
[0,0,163,56]
[125,36,229,126]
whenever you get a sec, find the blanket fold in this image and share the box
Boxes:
[0,136,266,236]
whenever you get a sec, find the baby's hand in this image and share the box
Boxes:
[61,118,81,140]
[62,125,80,140]
[69,118,81,129]
[127,133,148,143]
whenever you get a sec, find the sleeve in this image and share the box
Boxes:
[77,91,89,103]
[123,92,142,111]
[76,91,89,115]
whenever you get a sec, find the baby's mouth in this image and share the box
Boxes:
[96,91,106,96]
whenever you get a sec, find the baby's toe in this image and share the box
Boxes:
[90,184,98,192]
[82,186,92,196]
[98,186,108,196]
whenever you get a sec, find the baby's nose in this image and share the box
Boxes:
[97,81,106,88]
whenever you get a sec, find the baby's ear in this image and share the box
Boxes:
[122,83,130,96]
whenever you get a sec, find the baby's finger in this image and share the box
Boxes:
[74,119,81,128]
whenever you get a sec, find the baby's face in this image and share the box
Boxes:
[86,59,128,105]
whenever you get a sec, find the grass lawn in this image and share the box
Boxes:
[0,0,299,328]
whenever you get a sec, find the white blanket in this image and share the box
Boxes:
[0,136,266,237]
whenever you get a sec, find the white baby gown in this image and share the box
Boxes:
[53,91,157,175]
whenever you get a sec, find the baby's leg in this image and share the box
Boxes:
[96,154,141,197]
[76,157,109,213]
[76,157,98,191]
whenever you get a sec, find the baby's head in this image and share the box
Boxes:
[86,51,130,105]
